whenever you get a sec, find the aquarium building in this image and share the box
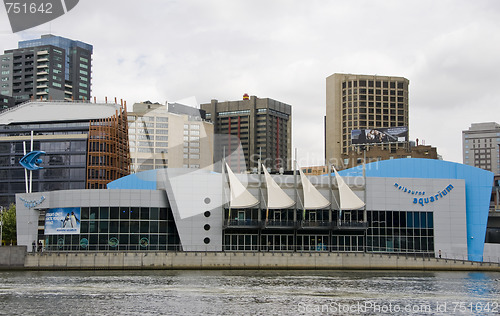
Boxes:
[15,158,498,262]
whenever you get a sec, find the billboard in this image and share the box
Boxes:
[44,207,81,235]
[351,127,408,145]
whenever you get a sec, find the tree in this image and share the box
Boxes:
[1,204,16,245]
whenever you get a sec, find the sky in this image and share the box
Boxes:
[1,0,500,167]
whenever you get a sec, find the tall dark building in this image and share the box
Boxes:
[0,34,92,106]
[201,95,292,172]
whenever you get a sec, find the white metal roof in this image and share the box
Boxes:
[0,101,122,125]
[226,163,259,209]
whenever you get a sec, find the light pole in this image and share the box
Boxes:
[0,206,3,247]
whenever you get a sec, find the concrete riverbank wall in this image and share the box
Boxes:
[0,246,26,269]
[15,251,500,271]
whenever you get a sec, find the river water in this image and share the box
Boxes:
[0,270,499,315]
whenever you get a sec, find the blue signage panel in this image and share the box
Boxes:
[45,207,81,235]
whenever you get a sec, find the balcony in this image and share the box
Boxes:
[264,220,297,229]
[224,219,261,229]
[333,220,369,230]
[300,220,332,229]
[223,219,370,231]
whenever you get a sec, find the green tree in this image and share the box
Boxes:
[1,204,16,245]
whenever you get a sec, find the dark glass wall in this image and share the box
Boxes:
[0,122,89,206]
[44,206,180,251]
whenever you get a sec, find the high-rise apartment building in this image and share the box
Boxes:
[201,95,292,172]
[325,73,410,167]
[128,102,214,172]
[462,122,500,173]
[0,34,92,106]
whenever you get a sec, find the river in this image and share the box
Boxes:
[0,270,499,315]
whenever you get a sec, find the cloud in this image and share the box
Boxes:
[2,0,500,165]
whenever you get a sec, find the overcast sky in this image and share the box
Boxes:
[1,0,500,166]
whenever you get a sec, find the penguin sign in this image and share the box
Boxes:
[19,151,45,171]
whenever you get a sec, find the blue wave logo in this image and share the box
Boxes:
[3,0,79,33]
[19,150,45,170]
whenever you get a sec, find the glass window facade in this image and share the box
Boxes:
[44,206,180,251]
[222,209,434,254]
[0,128,88,205]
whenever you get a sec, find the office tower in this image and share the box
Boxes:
[201,95,292,172]
[0,34,92,106]
[463,122,500,173]
[0,100,129,206]
[325,73,409,167]
[127,101,214,172]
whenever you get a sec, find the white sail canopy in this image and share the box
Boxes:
[226,163,259,208]
[299,169,331,210]
[332,166,365,210]
[262,164,295,209]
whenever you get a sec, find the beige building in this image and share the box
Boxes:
[341,144,438,169]
[128,102,214,172]
[325,73,410,168]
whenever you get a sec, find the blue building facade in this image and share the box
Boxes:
[338,158,493,261]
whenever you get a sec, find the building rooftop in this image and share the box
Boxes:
[466,122,500,131]
[0,101,122,125]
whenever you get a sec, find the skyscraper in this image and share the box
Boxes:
[462,122,500,173]
[0,34,92,106]
[325,73,409,167]
[201,95,292,172]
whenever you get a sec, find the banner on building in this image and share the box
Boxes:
[351,127,408,144]
[44,207,81,235]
